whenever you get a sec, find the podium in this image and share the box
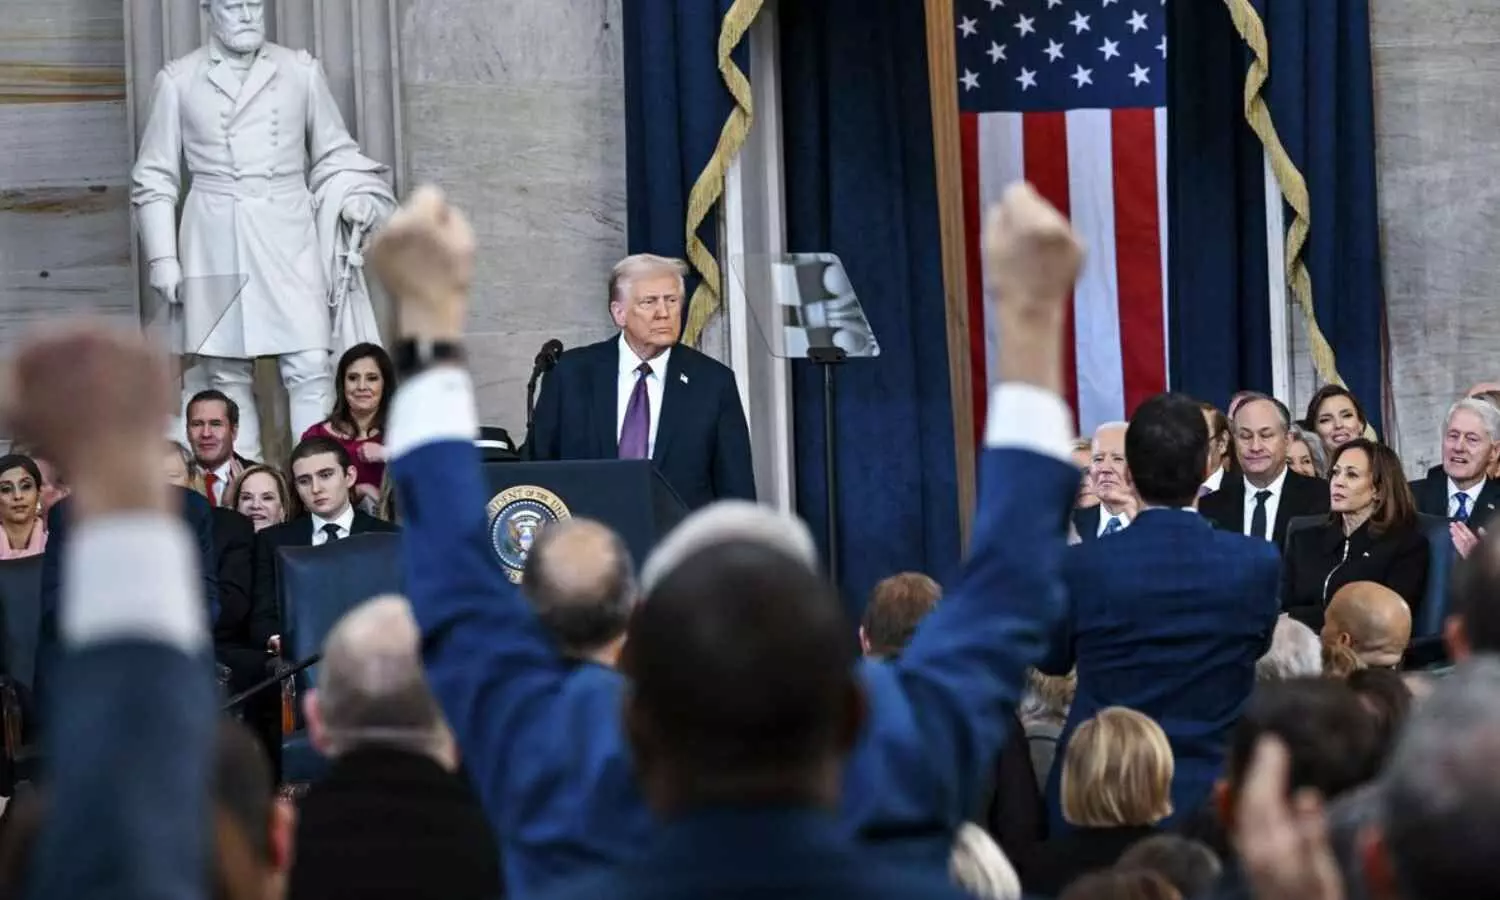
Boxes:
[482,459,688,581]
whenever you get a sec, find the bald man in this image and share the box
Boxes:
[521,519,638,666]
[1322,581,1412,669]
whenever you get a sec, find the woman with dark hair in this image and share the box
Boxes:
[1303,385,1370,459]
[1280,439,1428,630]
[0,454,46,559]
[301,342,395,509]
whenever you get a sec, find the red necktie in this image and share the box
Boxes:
[205,472,220,504]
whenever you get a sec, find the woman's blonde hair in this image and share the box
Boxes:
[1323,641,1367,679]
[165,440,208,497]
[1062,706,1174,827]
[225,463,298,522]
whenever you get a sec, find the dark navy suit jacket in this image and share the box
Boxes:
[527,337,755,509]
[1411,463,1500,531]
[35,488,218,717]
[533,808,974,900]
[1041,508,1281,830]
[392,435,1077,897]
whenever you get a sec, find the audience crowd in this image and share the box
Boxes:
[0,183,1496,900]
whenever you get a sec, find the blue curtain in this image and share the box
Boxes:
[1166,0,1273,410]
[621,0,741,317]
[780,0,960,615]
[1252,0,1387,432]
[1169,1,1387,431]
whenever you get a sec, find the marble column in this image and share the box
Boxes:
[397,0,628,433]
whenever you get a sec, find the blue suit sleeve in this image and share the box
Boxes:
[860,447,1078,830]
[182,490,219,624]
[391,439,577,838]
[28,644,216,900]
[710,371,756,502]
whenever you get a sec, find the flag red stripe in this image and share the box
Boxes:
[1110,108,1167,418]
[959,112,988,438]
[1021,112,1079,424]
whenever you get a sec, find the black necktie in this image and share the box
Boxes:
[1250,489,1272,541]
[321,522,343,543]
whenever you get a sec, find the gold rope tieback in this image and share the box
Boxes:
[681,0,765,348]
[1221,0,1351,396]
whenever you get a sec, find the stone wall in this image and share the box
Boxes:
[397,0,628,432]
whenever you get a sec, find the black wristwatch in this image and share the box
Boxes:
[393,337,465,377]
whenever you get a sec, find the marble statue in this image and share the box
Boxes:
[131,0,397,461]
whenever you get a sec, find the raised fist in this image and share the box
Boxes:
[367,185,475,340]
[7,325,172,474]
[983,182,1084,313]
[149,257,183,306]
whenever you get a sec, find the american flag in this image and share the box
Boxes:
[957,0,1168,433]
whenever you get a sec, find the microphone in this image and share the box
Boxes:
[526,339,565,435]
[534,338,564,373]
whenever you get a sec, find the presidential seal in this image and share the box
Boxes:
[487,486,572,583]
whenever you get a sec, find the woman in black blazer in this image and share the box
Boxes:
[1281,439,1429,631]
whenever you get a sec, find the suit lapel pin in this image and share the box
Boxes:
[680,373,689,384]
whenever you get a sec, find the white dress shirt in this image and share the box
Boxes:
[1240,466,1288,541]
[206,459,234,505]
[615,333,671,458]
[1449,476,1485,519]
[1096,507,1132,537]
[1201,466,1225,495]
[310,503,356,545]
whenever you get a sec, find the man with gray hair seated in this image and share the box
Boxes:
[1255,614,1323,681]
[1360,657,1500,898]
[1411,396,1500,558]
[289,596,502,900]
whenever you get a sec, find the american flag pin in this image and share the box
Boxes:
[680,373,689,384]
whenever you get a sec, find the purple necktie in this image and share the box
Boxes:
[618,362,652,459]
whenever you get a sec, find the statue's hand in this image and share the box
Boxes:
[148,257,183,306]
[341,196,381,228]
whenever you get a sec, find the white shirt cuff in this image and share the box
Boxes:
[983,384,1075,464]
[62,514,206,653]
[387,367,480,460]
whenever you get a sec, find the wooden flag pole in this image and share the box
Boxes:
[923,0,977,548]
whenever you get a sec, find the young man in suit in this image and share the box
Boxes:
[1042,392,1282,832]
[1411,397,1500,558]
[368,183,1083,895]
[526,254,755,509]
[249,436,397,655]
[1199,393,1329,547]
[186,389,256,504]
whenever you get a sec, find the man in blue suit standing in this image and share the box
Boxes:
[367,182,1085,896]
[527,254,756,508]
[1041,393,1281,831]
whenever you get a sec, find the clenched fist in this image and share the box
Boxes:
[983,182,1084,318]
[367,185,476,341]
[982,183,1083,392]
[7,325,174,516]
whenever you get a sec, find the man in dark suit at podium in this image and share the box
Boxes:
[249,436,397,655]
[528,254,755,509]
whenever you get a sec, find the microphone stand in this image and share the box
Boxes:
[222,652,322,712]
[809,345,847,586]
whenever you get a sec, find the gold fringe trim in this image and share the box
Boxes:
[681,0,764,348]
[1221,0,1351,394]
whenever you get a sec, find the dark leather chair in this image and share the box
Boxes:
[1283,512,1452,666]
[275,533,404,784]
[0,556,44,793]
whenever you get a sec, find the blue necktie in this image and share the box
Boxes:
[1454,492,1471,523]
[1102,516,1123,536]
[618,362,652,459]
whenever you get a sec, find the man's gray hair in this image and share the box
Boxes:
[640,500,819,594]
[1232,392,1292,431]
[1255,615,1323,681]
[317,595,449,760]
[1445,397,1500,443]
[1380,657,1500,899]
[609,253,688,308]
[1092,421,1128,439]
